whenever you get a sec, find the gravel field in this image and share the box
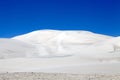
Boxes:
[0,72,120,80]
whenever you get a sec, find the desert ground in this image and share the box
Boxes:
[0,72,120,80]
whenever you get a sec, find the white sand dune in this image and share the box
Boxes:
[0,30,120,73]
[0,58,120,74]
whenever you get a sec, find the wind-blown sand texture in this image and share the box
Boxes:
[0,73,120,80]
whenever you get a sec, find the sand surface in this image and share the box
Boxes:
[0,72,120,80]
[0,30,120,80]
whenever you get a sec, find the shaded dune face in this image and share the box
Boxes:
[0,30,120,61]
[0,38,36,59]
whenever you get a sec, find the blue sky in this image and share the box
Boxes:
[0,0,120,37]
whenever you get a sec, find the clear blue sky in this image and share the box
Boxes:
[0,0,120,37]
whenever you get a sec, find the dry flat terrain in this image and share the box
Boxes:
[0,73,120,80]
